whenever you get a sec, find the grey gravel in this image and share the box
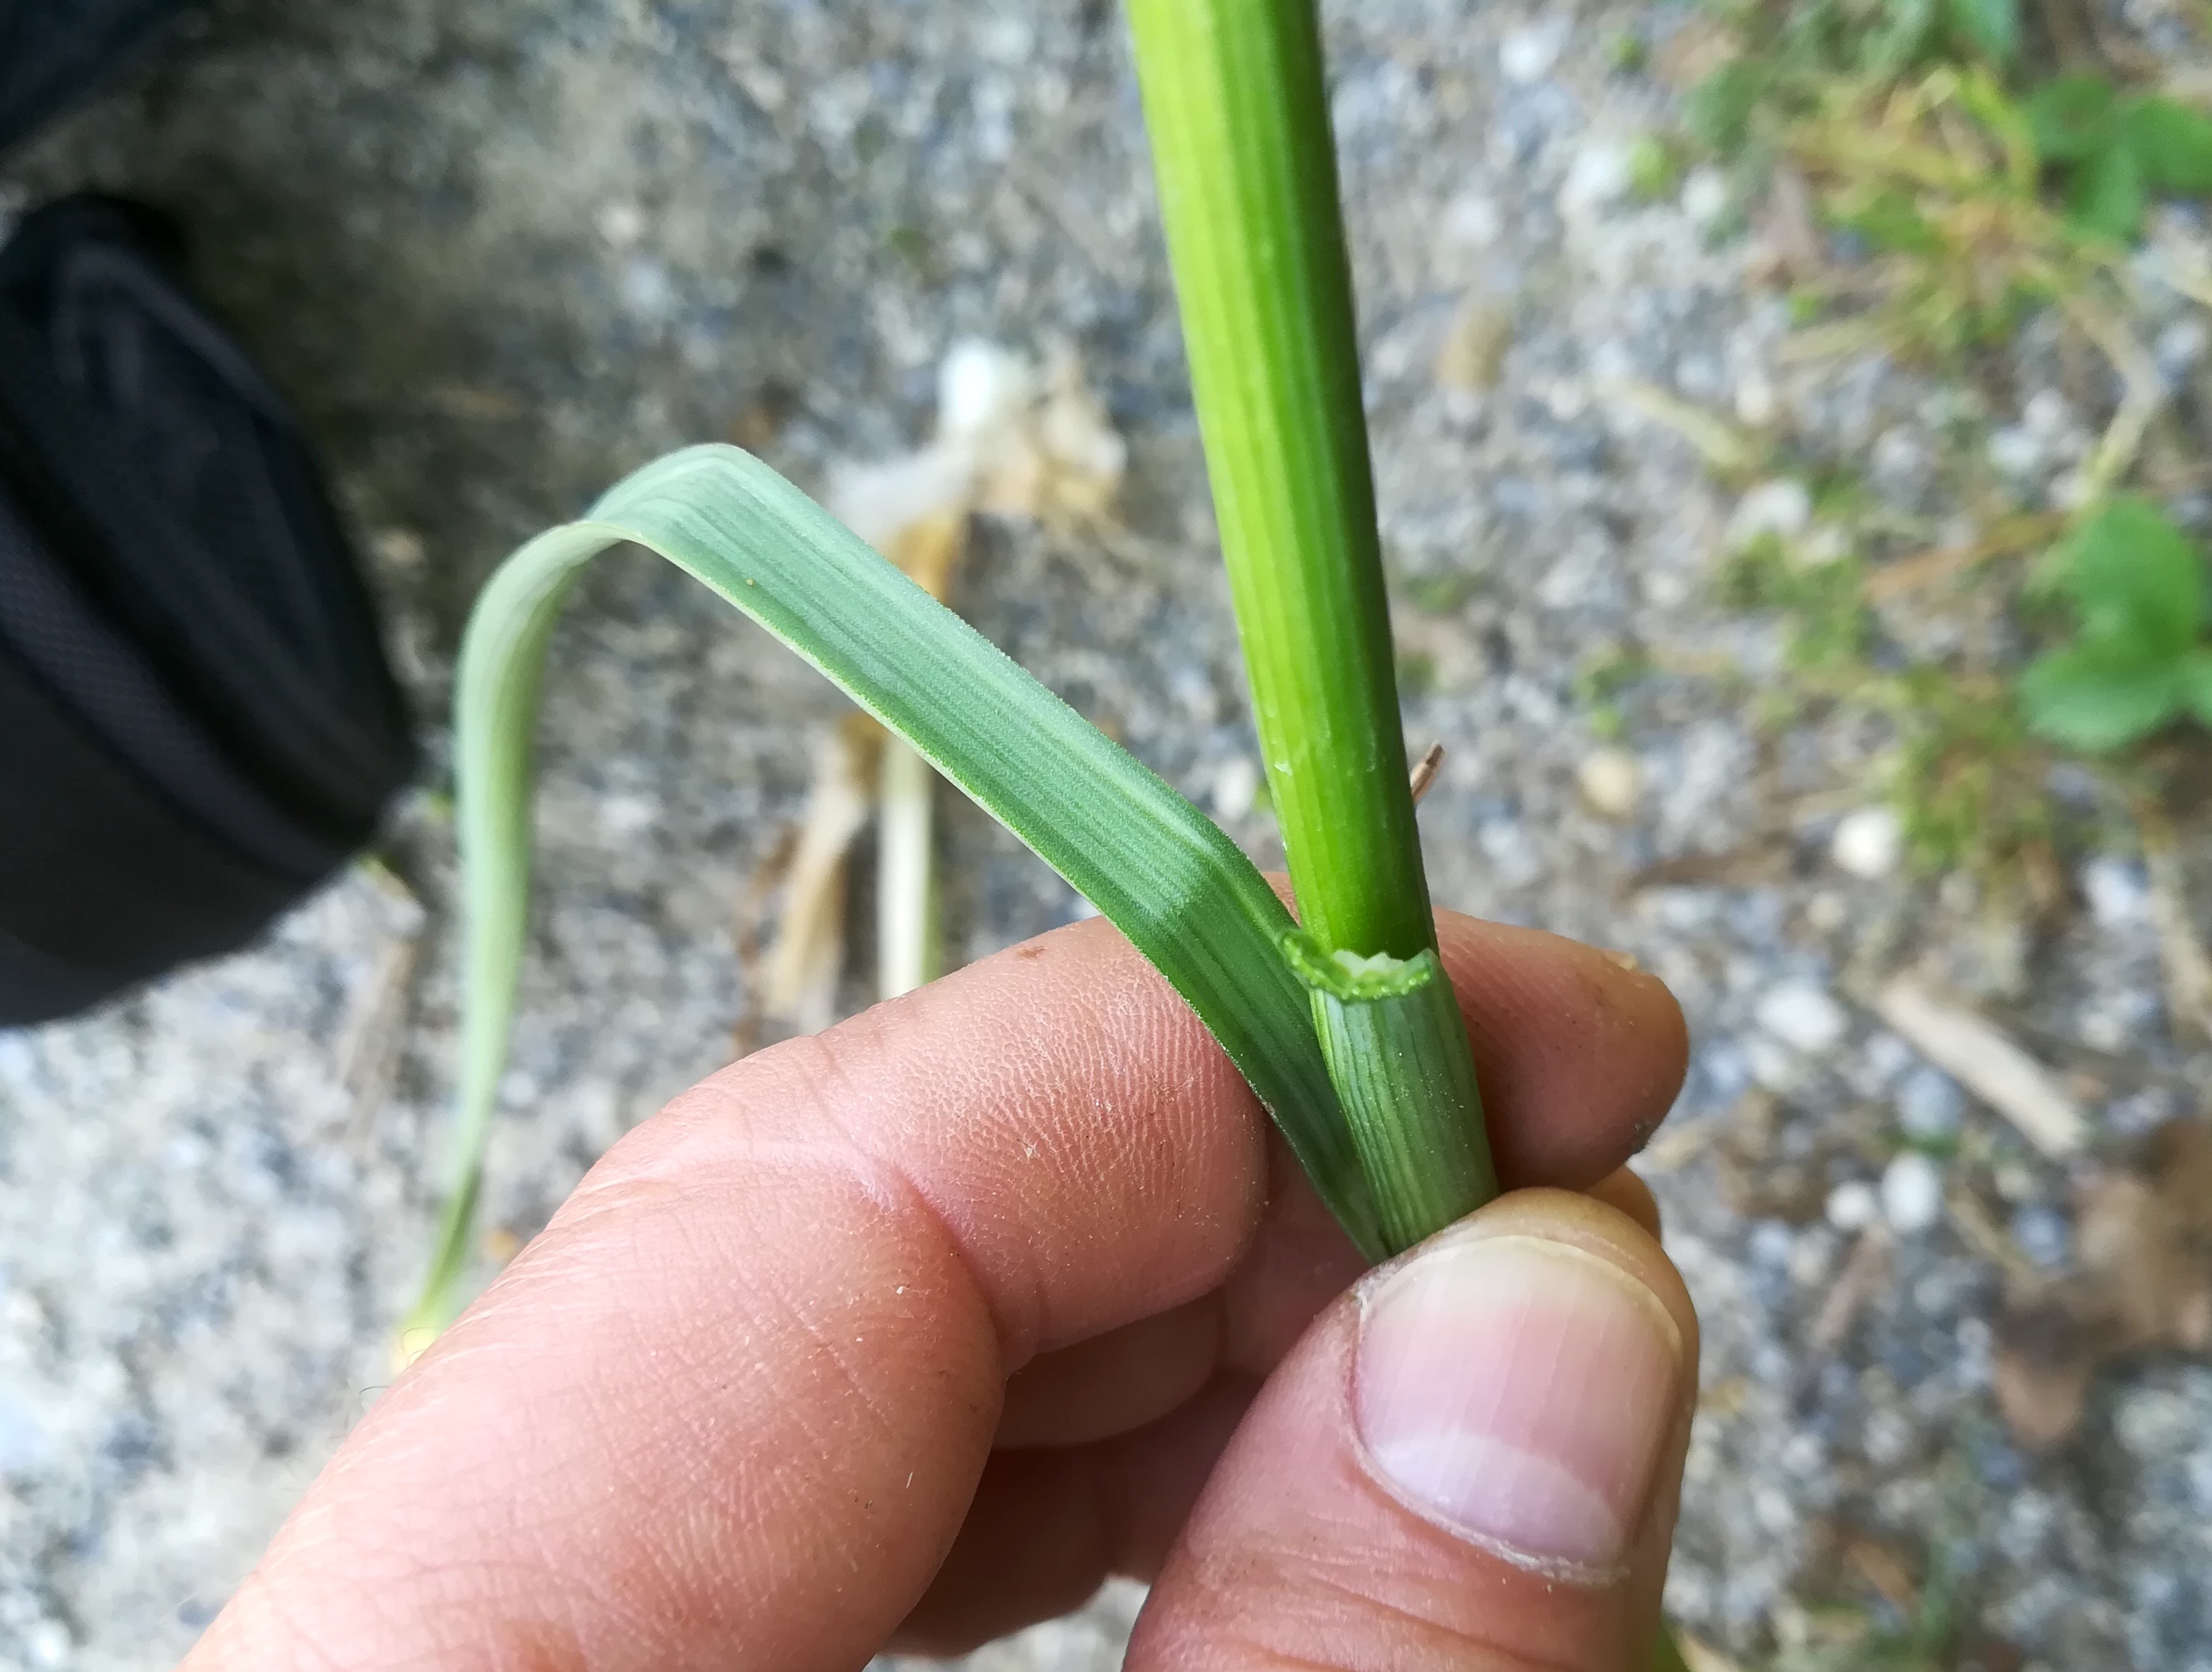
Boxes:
[4,1,2211,1668]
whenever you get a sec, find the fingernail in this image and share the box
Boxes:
[1353,1234,1683,1576]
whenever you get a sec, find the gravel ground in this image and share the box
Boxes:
[4,1,2211,1667]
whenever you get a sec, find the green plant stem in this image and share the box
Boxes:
[1127,0,1426,960]
[1127,0,1494,1244]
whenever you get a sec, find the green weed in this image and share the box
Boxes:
[1669,0,2212,879]
[2020,496,2212,750]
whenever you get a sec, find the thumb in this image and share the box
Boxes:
[1127,1188,1697,1672]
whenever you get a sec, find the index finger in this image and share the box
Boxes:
[185,908,1685,1672]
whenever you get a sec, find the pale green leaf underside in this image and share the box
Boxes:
[412,444,1386,1333]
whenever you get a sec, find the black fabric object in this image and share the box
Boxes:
[0,0,194,156]
[0,195,415,1024]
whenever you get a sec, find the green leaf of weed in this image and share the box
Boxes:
[1866,0,1939,77]
[1847,188,1945,255]
[1687,59,1770,154]
[1945,0,2019,65]
[2021,642,2188,751]
[2027,73,2120,166]
[2184,649,2212,728]
[2122,96,2212,196]
[2067,141,2147,243]
[2062,496,2205,654]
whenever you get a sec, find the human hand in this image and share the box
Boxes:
[183,907,1695,1671]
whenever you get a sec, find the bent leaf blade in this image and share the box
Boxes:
[409,444,1386,1344]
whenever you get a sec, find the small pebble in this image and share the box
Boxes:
[1577,747,1642,818]
[2011,1203,2071,1269]
[2023,389,2073,438]
[2155,317,2208,382]
[1681,166,1731,226]
[0,1392,46,1474]
[2081,855,2150,929]
[1881,1150,1947,1235]
[24,1620,71,1671]
[1987,426,2042,477]
[619,255,673,318]
[1435,296,1514,392]
[1442,191,1503,248]
[1863,1030,1914,1085]
[1499,18,1568,83]
[1805,891,1848,932]
[594,199,644,247]
[1826,1178,1881,1232]
[1870,425,1925,488]
[1756,981,1850,1055]
[1898,1066,1964,1140]
[1727,478,1812,548]
[1560,139,1632,215]
[1747,1219,1797,1267]
[1831,806,1903,879]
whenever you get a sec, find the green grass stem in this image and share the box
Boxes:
[1127,0,1494,1246]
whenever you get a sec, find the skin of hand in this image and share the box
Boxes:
[182,906,1696,1672]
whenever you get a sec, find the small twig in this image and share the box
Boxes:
[333,861,428,1147]
[1772,314,1894,366]
[1673,1634,1749,1672]
[1407,741,1445,804]
[2145,219,2212,313]
[731,825,799,1058]
[1864,513,2067,603]
[1599,380,1764,475]
[1949,1185,2040,1286]
[1809,1225,1893,1355]
[1873,976,2089,1159]
[2135,795,2212,1044]
[2062,292,2165,498]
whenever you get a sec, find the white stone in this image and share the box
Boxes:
[1832,807,1904,879]
[1757,982,1851,1055]
[1500,18,1568,83]
[1881,1151,1946,1234]
[1578,747,1642,818]
[1799,524,1852,566]
[24,1620,71,1671]
[2082,855,2149,929]
[1826,1179,1882,1232]
[1561,139,1633,216]
[1898,1066,1964,1139]
[1871,425,1924,483]
[2155,317,2208,379]
[1987,425,2042,477]
[937,339,1034,440]
[1734,372,1779,428]
[1727,478,1813,548]
[1443,191,1503,248]
[595,199,644,247]
[1682,166,1731,226]
[2023,389,2073,438]
[619,255,672,317]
